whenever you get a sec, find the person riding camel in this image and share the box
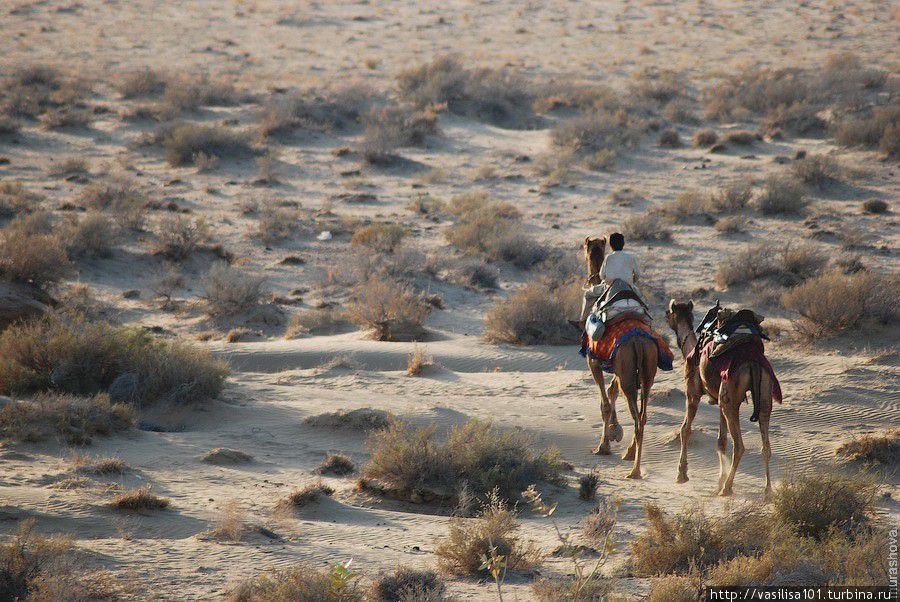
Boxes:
[579,232,643,326]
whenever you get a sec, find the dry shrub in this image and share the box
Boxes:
[72,453,127,475]
[253,203,301,244]
[662,182,755,220]
[316,454,355,476]
[206,499,247,542]
[753,174,807,215]
[0,225,71,288]
[647,574,699,602]
[715,216,744,234]
[0,181,42,219]
[1,64,90,122]
[450,258,498,289]
[0,393,133,444]
[47,157,88,179]
[835,103,900,156]
[152,215,210,261]
[693,129,718,147]
[791,154,843,189]
[362,105,439,162]
[351,223,408,253]
[62,212,119,259]
[117,67,166,98]
[202,264,266,316]
[630,69,684,104]
[664,99,697,124]
[406,344,432,376]
[762,101,827,136]
[275,482,334,512]
[551,110,641,154]
[578,473,599,501]
[484,281,578,345]
[0,314,228,405]
[658,128,682,148]
[109,486,170,511]
[723,130,758,146]
[259,84,375,137]
[862,199,889,214]
[159,123,255,167]
[435,491,540,576]
[715,243,826,288]
[228,563,361,602]
[363,420,565,503]
[716,178,754,211]
[79,176,147,231]
[305,408,394,431]
[836,429,900,466]
[772,470,878,539]
[621,211,672,241]
[782,270,898,336]
[631,503,770,575]
[286,308,347,338]
[345,277,431,341]
[445,192,546,268]
[367,567,446,602]
[398,55,536,127]
[161,72,240,112]
[703,67,816,122]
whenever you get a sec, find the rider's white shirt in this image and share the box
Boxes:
[599,250,641,286]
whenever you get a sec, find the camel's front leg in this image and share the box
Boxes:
[589,360,618,455]
[676,394,701,483]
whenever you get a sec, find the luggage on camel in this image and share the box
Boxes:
[583,279,651,342]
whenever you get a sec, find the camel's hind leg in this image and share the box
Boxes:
[715,406,728,492]
[676,394,701,483]
[589,359,620,455]
[628,345,656,480]
[758,408,772,498]
[719,381,745,496]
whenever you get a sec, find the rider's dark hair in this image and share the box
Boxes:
[609,232,625,251]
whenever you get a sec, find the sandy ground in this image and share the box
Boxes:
[0,0,898,600]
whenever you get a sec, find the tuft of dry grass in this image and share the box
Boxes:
[228,563,361,602]
[0,393,134,445]
[79,176,147,231]
[152,215,210,261]
[753,174,808,215]
[305,408,394,431]
[202,264,266,317]
[72,453,127,475]
[693,129,718,147]
[367,567,447,602]
[782,270,898,337]
[835,104,899,157]
[47,156,89,179]
[62,212,119,259]
[861,199,888,214]
[345,277,431,341]
[259,84,375,137]
[351,223,408,254]
[109,486,170,511]
[116,67,166,98]
[285,308,347,338]
[551,110,641,155]
[436,490,540,576]
[484,280,580,345]
[206,499,247,542]
[715,243,827,289]
[363,420,565,504]
[252,203,301,244]
[715,216,745,234]
[275,482,334,513]
[621,211,672,241]
[362,105,439,162]
[772,470,878,539]
[406,344,433,376]
[836,429,900,466]
[0,181,42,219]
[159,123,255,167]
[647,574,699,602]
[658,128,682,148]
[791,154,843,189]
[722,130,759,146]
[315,454,356,476]
[0,223,71,289]
[578,473,599,501]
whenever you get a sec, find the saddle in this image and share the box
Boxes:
[696,302,768,359]
[586,280,650,341]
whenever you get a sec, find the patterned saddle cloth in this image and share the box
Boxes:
[580,315,674,373]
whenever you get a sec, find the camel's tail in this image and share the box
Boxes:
[749,362,762,423]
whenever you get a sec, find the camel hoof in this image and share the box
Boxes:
[592,444,611,456]
[626,470,642,480]
[718,487,733,497]
[763,486,772,501]
[675,473,689,484]
[610,424,624,442]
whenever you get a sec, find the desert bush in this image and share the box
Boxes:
[406,344,432,376]
[109,486,170,511]
[259,84,375,137]
[0,393,133,444]
[47,157,89,179]
[363,420,565,503]
[753,174,807,215]
[345,277,431,341]
[782,270,898,336]
[1,64,90,121]
[73,453,127,475]
[862,199,888,214]
[715,178,754,211]
[0,314,228,405]
[79,176,147,230]
[159,123,255,167]
[762,101,827,136]
[160,72,240,112]
[693,128,718,147]
[450,258,498,289]
[205,499,247,542]
[835,104,900,156]
[630,69,684,104]
[661,190,715,220]
[316,454,355,476]
[715,243,826,288]
[362,105,439,161]
[723,130,758,146]
[286,308,347,338]
[351,223,408,253]
[62,212,119,259]
[276,482,334,512]
[663,99,697,124]
[483,281,578,345]
[631,503,770,575]
[398,56,535,127]
[621,211,672,241]
[836,429,899,466]
[202,264,266,316]
[252,203,301,244]
[0,221,71,289]
[715,216,745,234]
[551,110,641,155]
[228,563,361,602]
[367,567,446,602]
[305,408,394,431]
[0,181,42,219]
[792,154,843,189]
[647,574,699,602]
[772,470,877,539]
[152,215,210,261]
[445,192,545,268]
[658,128,682,148]
[435,491,539,576]
[578,473,599,501]
[117,67,166,98]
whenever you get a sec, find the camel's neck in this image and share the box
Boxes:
[674,322,697,358]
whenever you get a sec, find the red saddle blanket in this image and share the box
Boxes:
[580,316,674,372]
[688,337,783,404]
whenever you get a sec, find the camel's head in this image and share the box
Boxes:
[666,299,694,332]
[583,236,606,283]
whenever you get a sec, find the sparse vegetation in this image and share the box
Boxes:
[658,128,682,148]
[753,174,808,215]
[252,203,302,244]
[693,129,718,147]
[621,211,672,241]
[276,482,334,512]
[772,470,877,539]
[202,264,266,316]
[551,110,641,155]
[791,154,843,189]
[0,181,42,219]
[351,223,408,253]
[345,277,431,341]
[73,453,127,475]
[835,104,899,157]
[715,216,745,234]
[316,454,355,476]
[0,393,133,444]
[228,563,361,602]
[259,84,375,137]
[305,408,394,431]
[782,270,898,336]
[578,473,599,501]
[152,215,210,260]
[862,199,888,214]
[836,429,899,466]
[80,176,148,231]
[202,448,254,465]
[286,308,347,338]
[363,420,565,503]
[406,344,433,376]
[723,130,758,146]
[484,280,579,345]
[109,486,170,511]
[367,567,447,602]
[716,243,827,288]
[63,212,119,259]
[159,123,255,167]
[0,223,71,288]
[362,105,439,162]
